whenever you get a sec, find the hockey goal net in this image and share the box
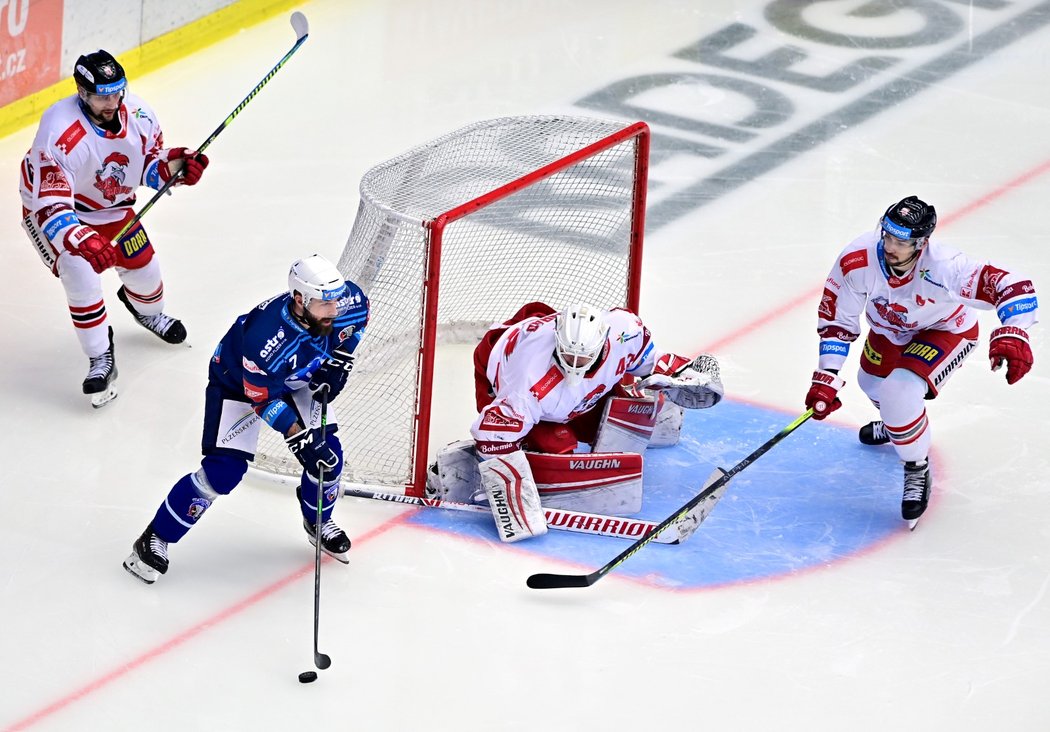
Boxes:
[253,115,649,496]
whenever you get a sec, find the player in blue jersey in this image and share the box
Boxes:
[123,255,369,584]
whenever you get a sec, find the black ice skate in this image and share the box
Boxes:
[901,459,932,530]
[304,518,351,564]
[83,326,118,408]
[117,285,187,344]
[123,525,170,584]
[859,420,891,446]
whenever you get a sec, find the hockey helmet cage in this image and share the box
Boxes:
[74,50,127,95]
[881,195,937,243]
[288,255,348,314]
[554,304,610,384]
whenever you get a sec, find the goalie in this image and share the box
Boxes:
[429,301,723,542]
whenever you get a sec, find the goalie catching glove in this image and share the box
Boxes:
[638,353,724,409]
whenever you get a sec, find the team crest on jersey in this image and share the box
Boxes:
[94,152,133,202]
[871,296,917,330]
[337,325,356,343]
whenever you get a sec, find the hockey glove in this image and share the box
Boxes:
[638,353,724,409]
[308,363,348,400]
[154,148,210,187]
[285,427,339,477]
[805,369,845,420]
[989,325,1033,384]
[63,225,117,273]
[308,347,355,400]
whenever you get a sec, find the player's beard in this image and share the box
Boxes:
[301,309,334,337]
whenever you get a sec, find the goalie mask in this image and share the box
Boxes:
[288,255,350,334]
[554,304,610,385]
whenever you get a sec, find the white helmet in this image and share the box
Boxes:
[554,303,609,384]
[288,255,347,312]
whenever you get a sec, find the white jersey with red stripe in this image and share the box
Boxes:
[470,308,666,449]
[817,229,1040,371]
[19,93,164,238]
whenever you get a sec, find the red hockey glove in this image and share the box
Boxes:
[158,148,209,186]
[63,225,116,273]
[989,325,1033,385]
[805,369,845,420]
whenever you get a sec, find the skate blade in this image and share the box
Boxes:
[123,554,160,584]
[308,537,350,564]
[90,386,118,409]
[907,518,920,531]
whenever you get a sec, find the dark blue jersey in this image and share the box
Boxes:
[209,284,369,435]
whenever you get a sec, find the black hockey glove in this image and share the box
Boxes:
[308,347,355,400]
[308,363,348,400]
[285,427,339,477]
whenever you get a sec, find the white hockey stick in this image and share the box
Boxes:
[342,469,725,545]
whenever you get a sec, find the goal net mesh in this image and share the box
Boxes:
[252,116,648,495]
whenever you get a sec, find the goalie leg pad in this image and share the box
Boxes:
[592,395,658,454]
[527,451,643,516]
[479,450,547,542]
[427,439,482,503]
[649,395,684,448]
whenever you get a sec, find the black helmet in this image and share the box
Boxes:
[74,50,126,95]
[881,195,937,241]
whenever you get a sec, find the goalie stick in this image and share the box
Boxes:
[341,471,726,545]
[113,11,310,242]
[526,409,814,590]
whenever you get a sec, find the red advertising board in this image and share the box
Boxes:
[1,0,64,107]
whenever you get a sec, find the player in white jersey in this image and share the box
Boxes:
[804,195,1039,526]
[18,50,210,407]
[453,301,723,541]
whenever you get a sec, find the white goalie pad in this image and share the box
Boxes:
[649,395,684,448]
[479,450,547,542]
[592,394,658,453]
[426,439,481,504]
[528,451,643,516]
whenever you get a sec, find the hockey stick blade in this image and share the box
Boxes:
[291,11,309,40]
[526,410,814,590]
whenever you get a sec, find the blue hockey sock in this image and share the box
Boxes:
[152,473,214,543]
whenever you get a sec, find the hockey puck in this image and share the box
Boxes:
[298,671,318,684]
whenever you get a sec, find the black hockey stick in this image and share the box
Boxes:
[526,409,814,590]
[113,11,310,242]
[311,387,333,671]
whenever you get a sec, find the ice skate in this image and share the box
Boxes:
[859,420,890,446]
[83,326,118,408]
[123,524,170,584]
[117,285,187,344]
[901,459,932,530]
[304,518,351,564]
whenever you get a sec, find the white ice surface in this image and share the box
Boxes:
[2,1,1050,730]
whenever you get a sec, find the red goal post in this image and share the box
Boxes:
[253,116,649,496]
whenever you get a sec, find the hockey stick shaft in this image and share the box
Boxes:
[341,485,682,544]
[312,386,332,670]
[527,409,814,589]
[113,12,310,242]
